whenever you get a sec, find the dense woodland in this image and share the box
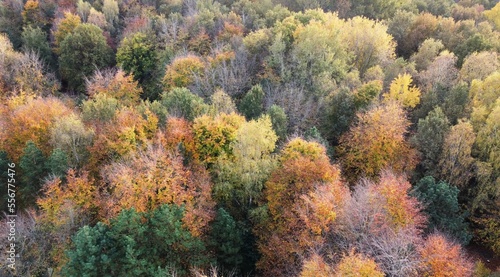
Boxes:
[0,0,500,276]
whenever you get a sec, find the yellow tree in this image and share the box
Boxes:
[337,102,417,184]
[470,71,500,130]
[192,113,245,166]
[438,120,476,188]
[162,55,205,91]
[334,250,384,277]
[300,253,334,277]
[484,2,500,30]
[384,73,421,108]
[213,115,277,216]
[344,16,396,76]
[37,169,96,228]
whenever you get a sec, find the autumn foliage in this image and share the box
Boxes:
[418,233,473,277]
[255,138,347,276]
[337,102,417,183]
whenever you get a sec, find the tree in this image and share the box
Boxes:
[50,114,94,167]
[116,32,158,98]
[413,176,471,244]
[19,141,46,205]
[410,38,444,72]
[37,169,96,228]
[349,0,408,19]
[267,104,288,141]
[337,102,417,184]
[353,80,382,109]
[0,97,73,162]
[102,0,119,27]
[255,138,347,276]
[214,116,277,217]
[460,51,499,83]
[290,13,349,96]
[300,253,334,277]
[438,120,475,188]
[162,55,205,91]
[46,148,69,178]
[320,89,357,145]
[384,73,421,108]
[334,250,384,277]
[208,208,244,273]
[100,144,215,237]
[63,223,118,276]
[418,51,459,92]
[344,16,396,76]
[52,12,81,53]
[21,0,47,30]
[418,233,473,277]
[239,84,264,120]
[413,106,450,176]
[209,89,236,116]
[337,171,426,276]
[86,69,143,107]
[484,2,500,30]
[470,71,500,130]
[64,205,211,276]
[192,113,245,166]
[21,26,53,67]
[76,0,91,22]
[472,102,500,255]
[82,93,120,123]
[58,23,113,92]
[160,87,208,121]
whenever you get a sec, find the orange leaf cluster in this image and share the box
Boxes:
[418,233,473,277]
[256,138,347,276]
[100,145,215,237]
[0,97,73,162]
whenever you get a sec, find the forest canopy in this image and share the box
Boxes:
[1,0,500,276]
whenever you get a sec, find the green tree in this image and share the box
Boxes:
[19,141,46,205]
[413,106,450,176]
[349,0,409,19]
[63,223,118,276]
[21,26,53,67]
[58,23,113,92]
[413,176,471,244]
[239,84,264,120]
[117,32,157,82]
[116,32,159,98]
[160,87,208,121]
[46,148,69,178]
[209,208,244,273]
[64,205,211,276]
[267,104,288,141]
[82,93,120,123]
[320,89,357,145]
